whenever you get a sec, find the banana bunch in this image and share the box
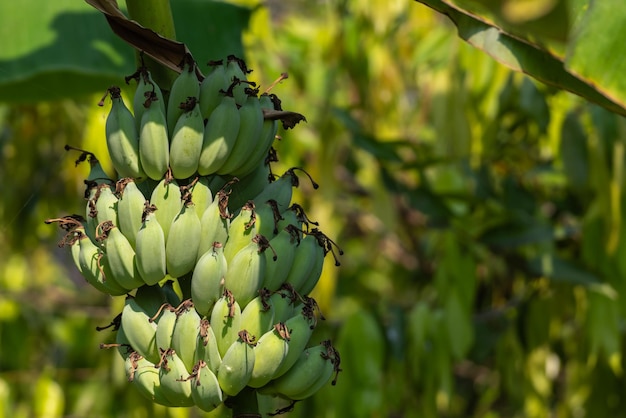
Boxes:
[47,56,343,413]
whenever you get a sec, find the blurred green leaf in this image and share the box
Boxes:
[0,0,250,102]
[415,0,626,116]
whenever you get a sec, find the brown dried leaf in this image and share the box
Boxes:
[262,109,307,130]
[84,0,195,76]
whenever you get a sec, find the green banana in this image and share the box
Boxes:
[158,348,195,407]
[190,360,223,412]
[197,188,231,262]
[96,221,145,290]
[190,176,213,219]
[217,90,264,175]
[223,235,272,309]
[104,86,145,179]
[271,340,339,400]
[224,55,251,105]
[217,330,256,396]
[199,60,228,119]
[252,168,318,214]
[135,203,167,285]
[232,93,280,177]
[131,66,166,133]
[287,342,340,400]
[191,242,227,317]
[227,159,272,211]
[74,225,128,296]
[248,323,290,388]
[116,178,146,249]
[223,201,257,263]
[154,303,177,352]
[120,295,160,363]
[150,174,182,243]
[170,299,201,373]
[126,353,176,407]
[195,318,222,374]
[254,199,282,238]
[272,299,318,378]
[138,90,170,180]
[169,97,204,180]
[296,230,331,295]
[269,285,298,324]
[240,290,275,342]
[87,183,118,233]
[165,194,201,278]
[210,290,242,357]
[114,319,133,360]
[166,58,200,138]
[263,225,300,291]
[197,89,241,175]
[283,231,323,291]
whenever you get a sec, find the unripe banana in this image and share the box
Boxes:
[195,318,222,374]
[65,147,112,242]
[191,242,227,317]
[115,321,133,360]
[167,58,200,138]
[131,66,166,133]
[158,348,195,407]
[135,203,167,285]
[223,235,272,309]
[138,91,170,180]
[170,299,201,373]
[240,290,275,342]
[273,299,318,378]
[269,285,298,324]
[217,91,264,175]
[87,183,118,233]
[104,86,145,179]
[120,295,160,363]
[125,352,176,407]
[217,330,256,396]
[271,340,339,400]
[210,290,242,357]
[96,221,145,289]
[283,231,323,291]
[199,60,228,119]
[296,231,328,296]
[116,178,146,249]
[288,347,337,400]
[165,194,201,278]
[190,176,213,219]
[263,225,300,291]
[252,168,318,214]
[75,227,128,296]
[198,91,240,175]
[223,201,256,263]
[169,98,204,179]
[224,55,251,105]
[227,159,272,211]
[254,199,283,239]
[197,188,231,262]
[150,174,182,242]
[154,303,177,352]
[190,360,223,412]
[248,323,290,388]
[232,93,279,177]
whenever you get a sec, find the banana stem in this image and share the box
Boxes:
[124,0,178,89]
[229,386,261,417]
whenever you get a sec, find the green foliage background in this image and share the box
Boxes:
[2,1,626,417]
